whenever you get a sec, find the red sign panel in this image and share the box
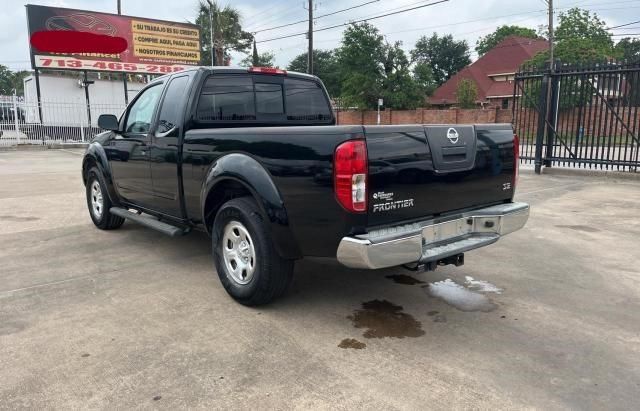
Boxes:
[26,5,201,74]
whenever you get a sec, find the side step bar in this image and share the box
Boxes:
[110,207,186,237]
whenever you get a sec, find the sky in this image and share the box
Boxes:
[1,0,638,71]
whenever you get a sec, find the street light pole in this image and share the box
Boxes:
[207,0,215,66]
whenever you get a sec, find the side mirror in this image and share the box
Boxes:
[98,114,120,132]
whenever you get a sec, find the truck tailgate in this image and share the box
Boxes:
[365,124,516,227]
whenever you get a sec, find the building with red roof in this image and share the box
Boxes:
[428,35,548,109]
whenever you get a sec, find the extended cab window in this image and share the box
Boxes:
[196,76,256,121]
[284,78,331,121]
[156,76,189,134]
[125,84,163,134]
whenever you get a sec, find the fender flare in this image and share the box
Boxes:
[82,142,120,206]
[201,153,302,259]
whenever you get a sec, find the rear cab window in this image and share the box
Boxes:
[194,73,333,125]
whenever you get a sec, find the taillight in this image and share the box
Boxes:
[513,134,519,191]
[334,140,368,213]
[248,67,287,75]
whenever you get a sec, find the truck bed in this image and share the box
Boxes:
[182,123,517,257]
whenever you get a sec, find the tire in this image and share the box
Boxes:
[86,167,125,230]
[212,197,294,306]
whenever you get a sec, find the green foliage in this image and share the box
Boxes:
[411,33,471,86]
[615,38,640,62]
[335,23,386,109]
[334,23,437,109]
[615,38,640,105]
[239,51,275,67]
[287,50,341,97]
[528,8,615,67]
[195,0,253,65]
[412,61,437,98]
[0,65,29,95]
[381,41,425,110]
[455,78,477,108]
[475,25,539,56]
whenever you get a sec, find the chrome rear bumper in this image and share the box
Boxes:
[336,202,529,269]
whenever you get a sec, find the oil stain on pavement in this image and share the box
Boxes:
[0,215,40,222]
[348,300,425,339]
[556,224,600,233]
[338,338,367,349]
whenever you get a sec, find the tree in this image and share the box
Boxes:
[455,78,477,108]
[239,51,275,67]
[288,50,341,97]
[413,62,437,97]
[0,65,29,95]
[475,25,538,56]
[380,41,424,109]
[615,38,640,62]
[615,38,640,105]
[528,8,614,66]
[335,23,386,109]
[195,0,253,66]
[411,33,471,86]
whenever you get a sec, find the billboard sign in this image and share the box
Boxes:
[26,5,201,75]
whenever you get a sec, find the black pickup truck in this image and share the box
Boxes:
[83,66,529,305]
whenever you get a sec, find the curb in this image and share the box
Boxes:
[540,166,640,181]
[0,143,88,152]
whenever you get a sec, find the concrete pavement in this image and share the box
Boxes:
[0,149,639,410]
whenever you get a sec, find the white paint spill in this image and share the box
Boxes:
[427,279,497,312]
[464,276,503,294]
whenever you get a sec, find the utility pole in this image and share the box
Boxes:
[544,0,555,168]
[117,0,128,104]
[207,0,215,66]
[548,0,554,69]
[307,0,313,74]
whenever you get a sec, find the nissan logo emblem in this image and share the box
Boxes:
[447,127,459,144]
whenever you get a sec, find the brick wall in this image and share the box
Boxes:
[336,108,513,125]
[336,107,640,142]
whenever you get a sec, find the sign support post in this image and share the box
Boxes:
[34,68,43,123]
[83,71,92,131]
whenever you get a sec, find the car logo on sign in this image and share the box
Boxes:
[447,128,459,144]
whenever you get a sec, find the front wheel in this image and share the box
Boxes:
[212,197,293,306]
[85,167,124,230]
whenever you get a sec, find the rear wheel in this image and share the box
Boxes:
[86,167,124,230]
[212,197,293,306]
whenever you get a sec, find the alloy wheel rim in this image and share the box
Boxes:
[90,180,104,219]
[222,220,256,285]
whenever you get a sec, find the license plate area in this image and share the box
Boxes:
[421,215,501,245]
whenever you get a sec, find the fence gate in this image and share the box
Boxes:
[513,60,640,173]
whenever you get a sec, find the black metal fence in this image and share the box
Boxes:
[513,60,640,173]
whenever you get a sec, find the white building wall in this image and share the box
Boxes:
[23,74,145,126]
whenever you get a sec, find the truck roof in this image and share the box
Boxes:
[153,66,319,82]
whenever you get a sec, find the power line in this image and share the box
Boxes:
[253,0,380,34]
[608,19,640,29]
[252,0,380,34]
[243,2,301,27]
[297,1,640,42]
[256,0,449,43]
